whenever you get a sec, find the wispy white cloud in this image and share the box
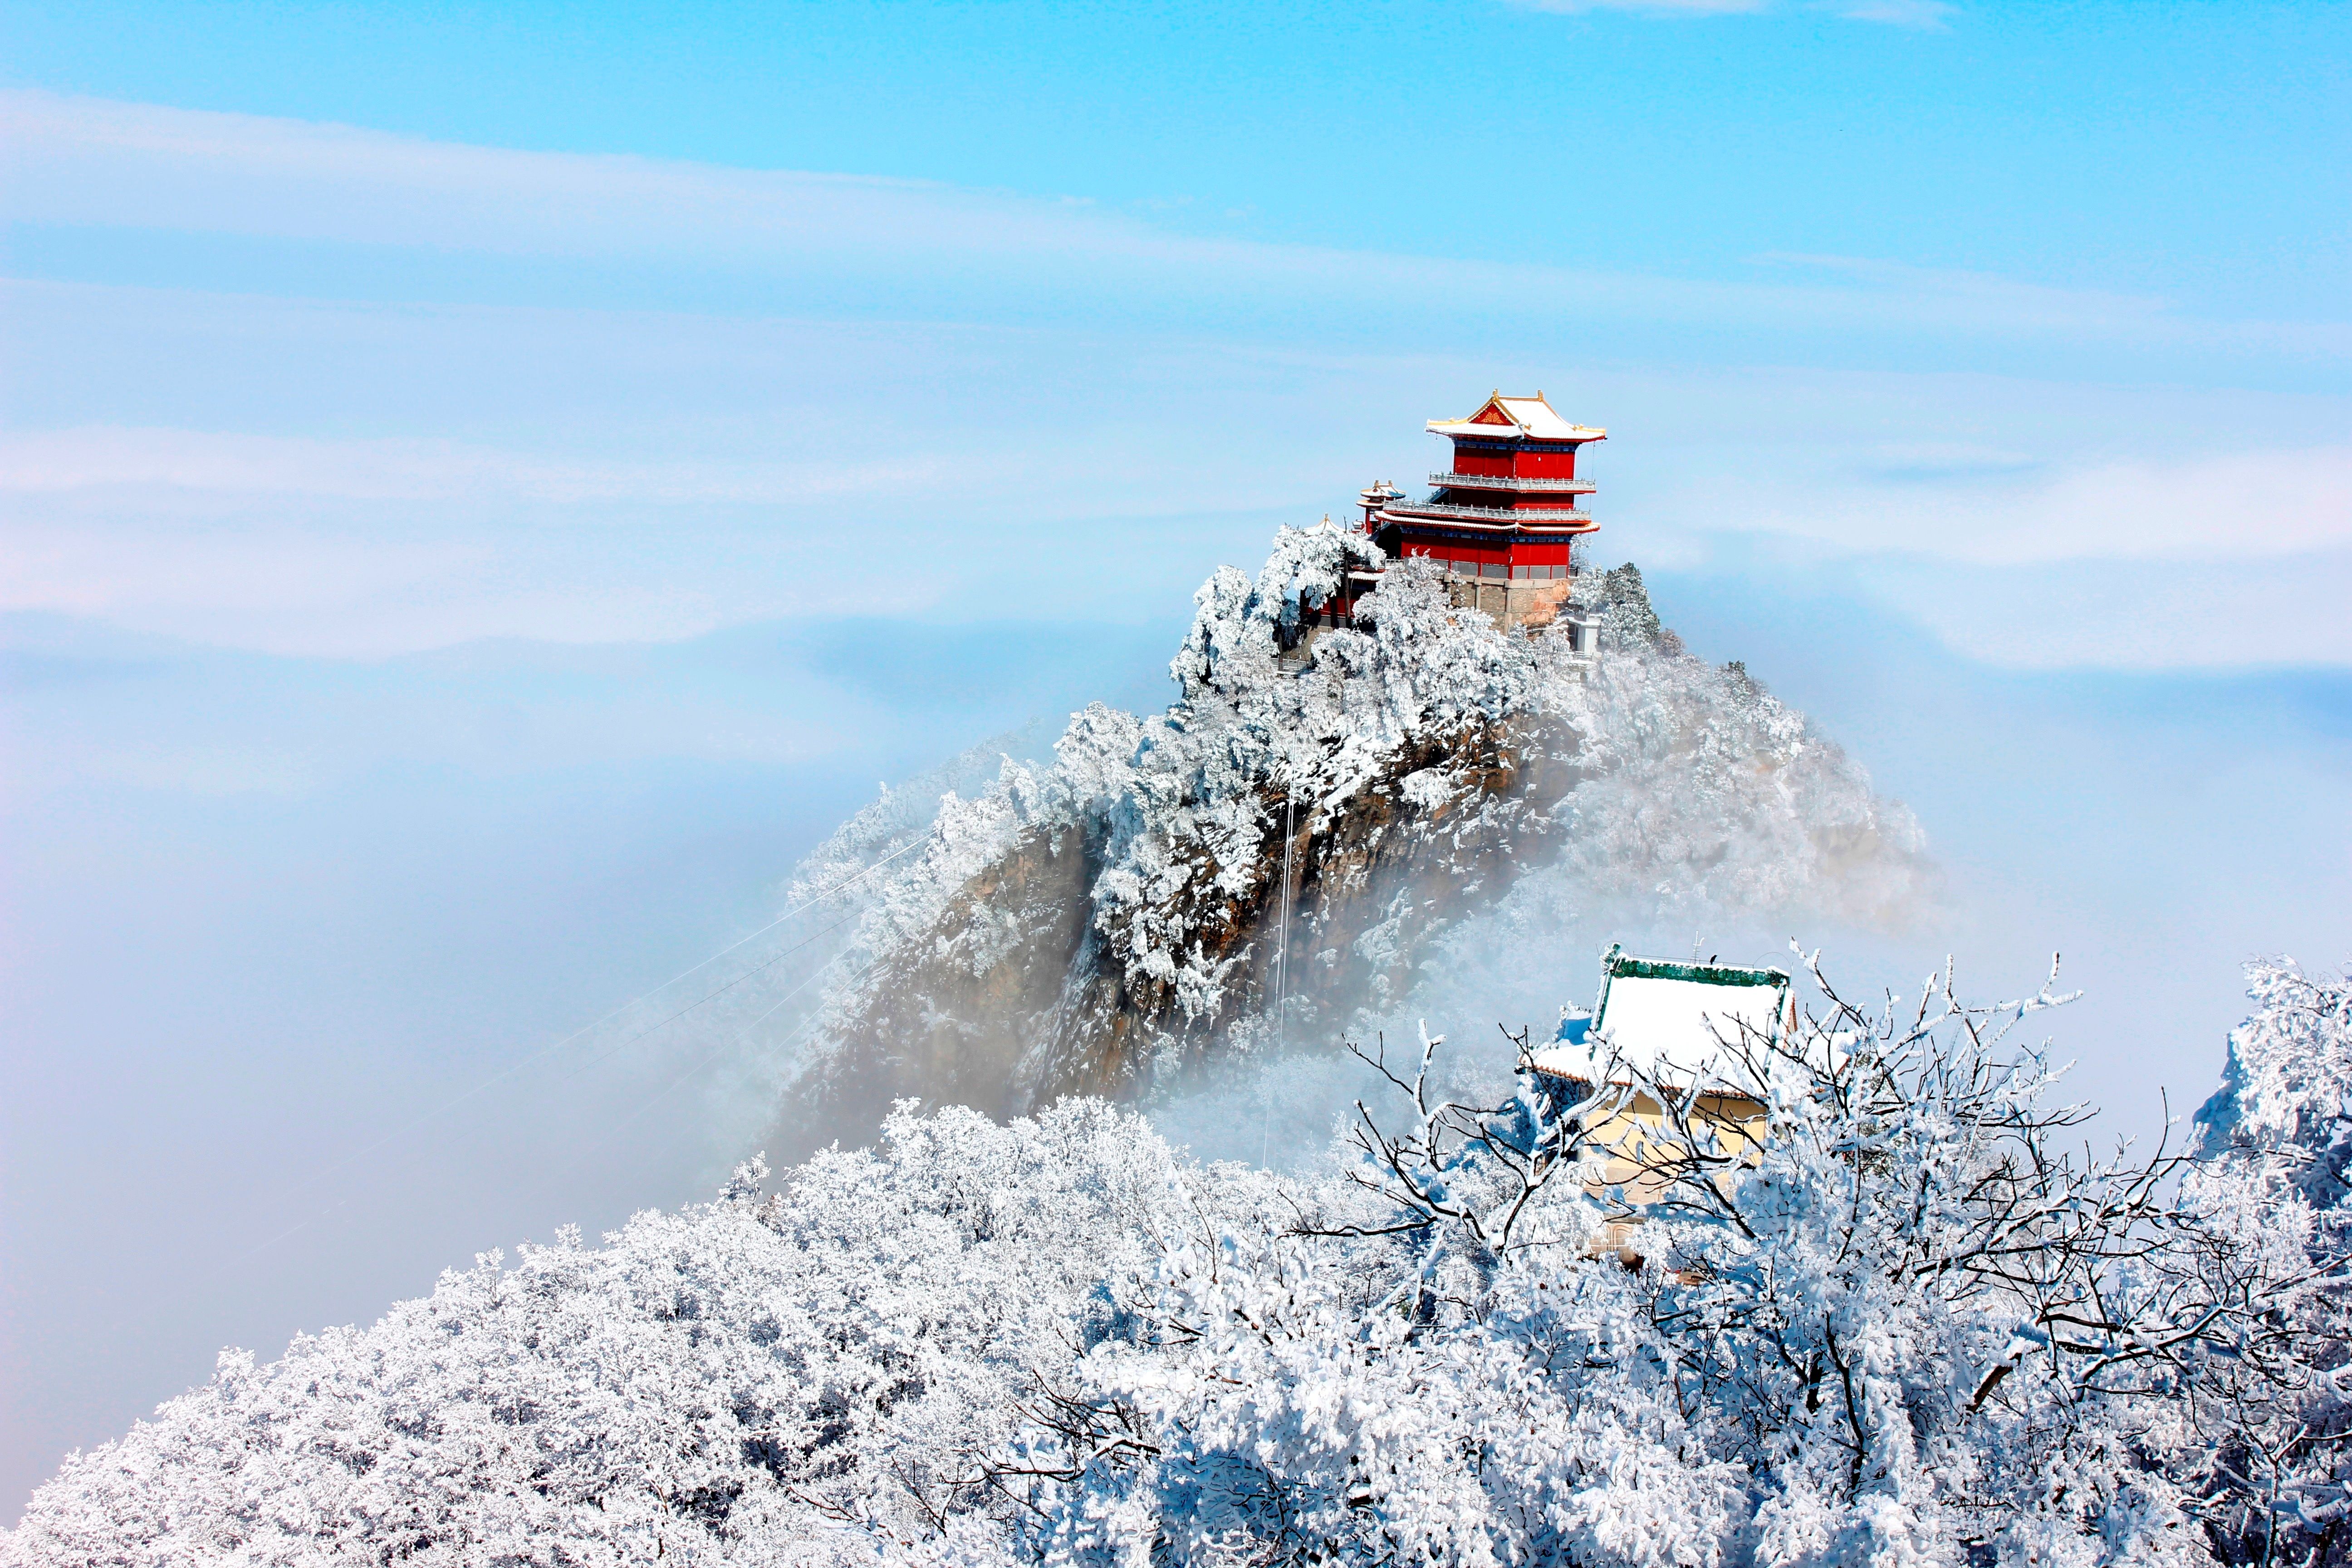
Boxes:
[1749,252,2193,341]
[0,427,983,507]
[0,502,929,657]
[5,96,2347,668]
[6,278,2349,665]
[1715,444,2352,566]
[1819,0,1954,29]
[1847,547,2352,669]
[1,91,2337,360]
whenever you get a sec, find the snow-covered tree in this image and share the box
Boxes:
[9,954,2351,1568]
[1004,957,2243,1567]
[2183,958,2352,1565]
[2,1102,1195,1567]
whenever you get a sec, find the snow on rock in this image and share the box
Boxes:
[764,524,1929,1152]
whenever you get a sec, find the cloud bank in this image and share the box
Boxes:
[3,91,2347,666]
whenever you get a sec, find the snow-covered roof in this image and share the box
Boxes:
[1529,947,1791,1092]
[1427,392,1606,445]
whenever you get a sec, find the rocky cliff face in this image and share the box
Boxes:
[764,526,1929,1155]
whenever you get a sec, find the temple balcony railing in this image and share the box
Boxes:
[1388,500,1595,525]
[1429,471,1596,493]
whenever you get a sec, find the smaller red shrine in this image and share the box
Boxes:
[1329,392,1606,637]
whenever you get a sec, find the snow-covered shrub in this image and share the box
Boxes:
[0,1102,1198,1567]
[1544,622,1926,932]
[2196,956,2352,1210]
[1007,1025,1750,1568]
[1585,560,1673,655]
[2183,958,2352,1565]
[1009,960,2236,1567]
[10,955,2352,1566]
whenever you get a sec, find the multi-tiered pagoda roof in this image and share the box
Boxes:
[1312,391,1608,645]
[1372,392,1606,561]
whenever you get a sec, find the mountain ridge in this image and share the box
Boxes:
[763,524,1931,1156]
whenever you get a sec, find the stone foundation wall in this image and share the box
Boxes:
[1296,575,1598,655]
[1445,576,1575,630]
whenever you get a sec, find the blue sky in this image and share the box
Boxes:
[7,0,2347,319]
[3,0,2349,661]
[4,0,2351,1518]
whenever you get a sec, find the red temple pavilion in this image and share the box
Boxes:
[1332,392,1606,639]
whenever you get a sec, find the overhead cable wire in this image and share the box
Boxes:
[595,957,854,1143]
[561,902,869,1080]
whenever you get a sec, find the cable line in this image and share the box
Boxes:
[562,900,868,1079]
